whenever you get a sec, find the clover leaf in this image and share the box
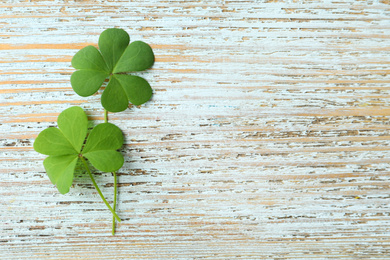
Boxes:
[71,28,155,112]
[34,106,124,194]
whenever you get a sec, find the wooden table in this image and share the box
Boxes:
[1,0,390,259]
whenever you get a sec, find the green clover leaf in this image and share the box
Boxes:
[33,106,124,194]
[71,28,155,112]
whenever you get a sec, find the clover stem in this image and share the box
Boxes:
[104,109,108,123]
[112,171,117,235]
[80,157,121,223]
[104,108,118,235]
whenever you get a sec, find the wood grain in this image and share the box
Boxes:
[1,0,390,259]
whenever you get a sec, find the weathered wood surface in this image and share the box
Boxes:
[1,0,390,259]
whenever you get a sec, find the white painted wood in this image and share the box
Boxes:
[1,0,390,258]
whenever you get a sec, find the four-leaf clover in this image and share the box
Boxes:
[71,28,155,112]
[33,106,124,194]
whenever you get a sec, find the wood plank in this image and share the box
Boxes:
[1,0,390,258]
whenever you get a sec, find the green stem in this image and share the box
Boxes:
[105,108,118,235]
[112,171,117,235]
[80,157,121,222]
[104,109,108,123]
